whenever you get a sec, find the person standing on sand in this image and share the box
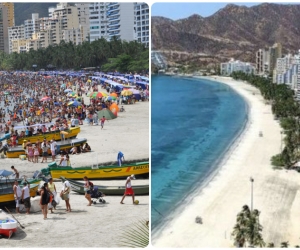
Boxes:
[11,166,19,179]
[40,182,50,220]
[83,176,93,206]
[48,178,57,212]
[61,180,71,212]
[13,180,22,214]
[21,180,31,214]
[120,174,136,204]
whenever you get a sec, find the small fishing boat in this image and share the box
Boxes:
[6,126,80,145]
[0,184,39,206]
[0,169,42,186]
[0,210,17,238]
[41,161,149,179]
[60,176,149,195]
[6,138,87,158]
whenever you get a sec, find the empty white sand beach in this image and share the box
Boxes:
[152,76,300,247]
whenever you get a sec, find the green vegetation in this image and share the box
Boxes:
[231,71,300,169]
[0,38,148,72]
[232,205,265,247]
[119,219,149,248]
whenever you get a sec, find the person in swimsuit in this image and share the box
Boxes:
[11,166,19,179]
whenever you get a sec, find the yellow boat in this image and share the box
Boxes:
[41,161,149,179]
[0,184,39,205]
[6,138,87,158]
[8,127,80,145]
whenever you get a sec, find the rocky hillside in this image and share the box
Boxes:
[152,3,300,64]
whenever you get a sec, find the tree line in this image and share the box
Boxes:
[230,71,300,169]
[0,37,149,73]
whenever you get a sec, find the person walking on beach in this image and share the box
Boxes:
[120,174,136,204]
[100,116,107,129]
[13,180,22,214]
[61,180,71,212]
[83,176,93,206]
[40,182,50,220]
[11,166,19,179]
[117,151,125,166]
[21,180,31,214]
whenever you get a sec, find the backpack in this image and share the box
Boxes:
[89,181,94,190]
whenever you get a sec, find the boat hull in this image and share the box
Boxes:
[0,184,39,205]
[60,177,149,195]
[44,162,149,179]
[6,138,87,158]
[8,127,80,145]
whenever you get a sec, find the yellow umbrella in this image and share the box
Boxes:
[121,90,133,96]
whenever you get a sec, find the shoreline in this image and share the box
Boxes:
[151,76,250,231]
[152,76,300,247]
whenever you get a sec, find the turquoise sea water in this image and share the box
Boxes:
[151,75,248,230]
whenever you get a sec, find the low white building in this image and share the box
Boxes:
[220,59,255,76]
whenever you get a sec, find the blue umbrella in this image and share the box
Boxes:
[64,89,72,93]
[0,169,13,177]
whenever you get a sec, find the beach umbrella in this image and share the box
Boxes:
[64,89,72,93]
[68,100,81,107]
[96,92,105,98]
[40,96,51,101]
[99,92,108,97]
[131,89,140,94]
[110,93,118,97]
[67,92,77,97]
[0,169,13,177]
[106,96,116,101]
[88,92,97,97]
[97,109,116,120]
[121,90,133,96]
[110,103,119,113]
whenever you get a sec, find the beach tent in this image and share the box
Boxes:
[97,109,116,120]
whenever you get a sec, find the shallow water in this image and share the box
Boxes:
[151,75,248,230]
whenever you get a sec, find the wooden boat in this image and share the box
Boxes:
[0,210,17,238]
[60,176,149,195]
[6,138,87,158]
[7,126,80,145]
[41,161,149,180]
[0,183,39,206]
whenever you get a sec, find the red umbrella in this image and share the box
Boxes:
[40,96,51,101]
[96,92,104,98]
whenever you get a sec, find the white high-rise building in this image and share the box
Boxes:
[221,58,255,76]
[88,2,148,46]
[107,2,134,41]
[89,2,110,42]
[134,3,149,46]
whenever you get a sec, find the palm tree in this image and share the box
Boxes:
[281,241,289,248]
[232,205,265,248]
[119,219,149,248]
[267,242,275,248]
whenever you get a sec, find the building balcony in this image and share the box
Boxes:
[109,16,120,21]
[109,26,120,31]
[108,3,118,7]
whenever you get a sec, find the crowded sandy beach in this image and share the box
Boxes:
[0,71,149,247]
[152,76,300,247]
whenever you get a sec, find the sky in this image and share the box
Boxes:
[151,2,298,20]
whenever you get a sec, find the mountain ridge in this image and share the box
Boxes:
[152,3,300,65]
